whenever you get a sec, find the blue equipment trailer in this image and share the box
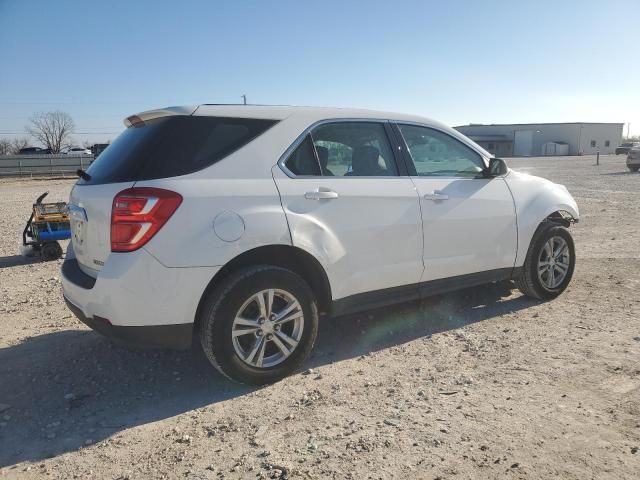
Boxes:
[23,192,71,260]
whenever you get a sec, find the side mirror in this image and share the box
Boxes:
[484,158,508,178]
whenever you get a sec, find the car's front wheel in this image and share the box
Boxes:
[515,223,576,300]
[199,266,318,384]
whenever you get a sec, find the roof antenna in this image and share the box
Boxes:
[241,94,247,105]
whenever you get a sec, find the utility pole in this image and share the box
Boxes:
[241,94,247,105]
[627,122,631,139]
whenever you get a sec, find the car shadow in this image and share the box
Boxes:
[0,255,43,269]
[0,281,538,467]
[312,281,535,366]
[600,171,638,176]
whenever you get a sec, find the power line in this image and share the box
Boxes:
[0,101,171,103]
[0,100,206,105]
[0,115,126,119]
[0,131,120,135]
[0,128,121,132]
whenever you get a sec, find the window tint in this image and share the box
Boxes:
[398,125,484,177]
[312,122,397,176]
[284,135,321,176]
[79,116,277,185]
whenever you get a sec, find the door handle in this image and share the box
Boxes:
[423,191,449,201]
[304,189,339,200]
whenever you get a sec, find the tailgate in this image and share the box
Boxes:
[69,182,134,278]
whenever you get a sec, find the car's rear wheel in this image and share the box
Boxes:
[199,266,318,385]
[515,223,575,300]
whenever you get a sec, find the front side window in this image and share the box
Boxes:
[398,124,484,177]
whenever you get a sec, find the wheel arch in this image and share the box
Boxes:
[526,209,577,245]
[515,204,579,267]
[193,245,332,334]
[542,209,578,228]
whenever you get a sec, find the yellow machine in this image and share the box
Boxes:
[23,192,70,260]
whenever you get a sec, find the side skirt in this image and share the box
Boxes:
[330,268,515,317]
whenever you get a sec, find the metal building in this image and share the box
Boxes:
[454,122,623,156]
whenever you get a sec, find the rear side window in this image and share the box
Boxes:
[284,135,321,176]
[312,122,398,177]
[79,116,277,185]
[282,122,398,177]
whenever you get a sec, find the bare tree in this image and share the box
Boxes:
[10,136,31,154]
[0,138,11,155]
[26,111,75,153]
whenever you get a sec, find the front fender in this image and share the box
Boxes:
[505,170,579,267]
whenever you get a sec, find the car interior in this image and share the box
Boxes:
[284,122,400,176]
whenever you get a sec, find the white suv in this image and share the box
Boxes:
[61,105,579,384]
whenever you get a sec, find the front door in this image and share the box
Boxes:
[273,121,423,301]
[395,123,517,283]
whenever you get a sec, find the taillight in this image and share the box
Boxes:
[111,187,182,252]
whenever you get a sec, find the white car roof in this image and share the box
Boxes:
[194,104,442,123]
[124,104,492,170]
[128,104,449,129]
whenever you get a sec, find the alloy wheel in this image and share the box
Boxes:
[231,289,304,368]
[537,236,570,289]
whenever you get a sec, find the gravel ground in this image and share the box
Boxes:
[0,155,639,479]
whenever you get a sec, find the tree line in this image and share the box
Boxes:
[0,111,88,155]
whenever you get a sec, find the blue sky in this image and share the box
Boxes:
[1,0,639,145]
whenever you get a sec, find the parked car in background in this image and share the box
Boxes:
[90,143,110,157]
[627,147,640,172]
[61,105,579,385]
[615,142,640,155]
[64,147,92,155]
[18,147,52,155]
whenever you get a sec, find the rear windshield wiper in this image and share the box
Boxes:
[76,169,92,181]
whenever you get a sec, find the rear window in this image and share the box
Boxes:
[79,116,278,185]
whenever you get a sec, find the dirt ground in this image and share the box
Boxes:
[0,155,638,479]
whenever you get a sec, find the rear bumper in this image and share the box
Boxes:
[64,295,192,349]
[61,244,220,349]
[626,156,640,166]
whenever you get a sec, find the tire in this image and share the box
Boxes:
[629,166,639,172]
[41,241,63,261]
[515,223,575,300]
[199,265,319,385]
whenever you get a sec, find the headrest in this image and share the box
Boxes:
[351,146,380,174]
[315,145,329,167]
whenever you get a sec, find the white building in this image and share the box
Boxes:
[454,122,623,156]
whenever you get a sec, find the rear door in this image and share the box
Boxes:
[273,121,424,302]
[394,123,517,283]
